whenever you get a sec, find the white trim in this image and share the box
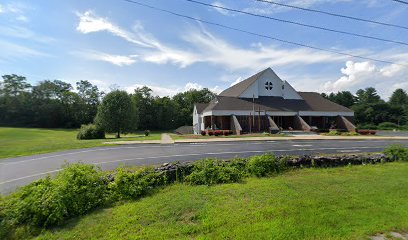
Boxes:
[202,110,354,117]
[299,111,354,117]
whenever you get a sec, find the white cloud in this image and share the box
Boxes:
[244,0,352,15]
[0,40,48,62]
[230,77,243,86]
[75,11,345,70]
[321,60,408,99]
[71,50,137,66]
[125,82,221,97]
[211,1,235,16]
[0,25,54,43]
[0,2,30,22]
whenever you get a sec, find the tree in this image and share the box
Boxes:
[325,91,356,108]
[355,87,382,105]
[389,88,408,106]
[0,74,31,96]
[95,90,135,138]
[172,88,216,126]
[76,80,103,124]
[132,86,154,130]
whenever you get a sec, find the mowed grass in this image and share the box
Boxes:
[36,162,408,240]
[0,127,163,159]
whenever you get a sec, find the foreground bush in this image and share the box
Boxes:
[112,167,166,199]
[384,145,408,162]
[76,124,105,140]
[247,154,287,177]
[185,159,243,185]
[1,164,109,229]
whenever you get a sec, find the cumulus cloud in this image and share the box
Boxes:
[321,60,408,99]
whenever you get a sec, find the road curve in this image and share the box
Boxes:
[1,139,407,194]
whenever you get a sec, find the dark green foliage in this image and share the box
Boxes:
[76,124,105,140]
[185,159,243,185]
[377,122,399,130]
[247,154,286,177]
[112,168,166,199]
[95,90,136,138]
[1,163,110,228]
[384,145,408,162]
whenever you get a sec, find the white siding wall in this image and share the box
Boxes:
[239,68,303,100]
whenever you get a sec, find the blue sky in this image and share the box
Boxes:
[0,0,407,98]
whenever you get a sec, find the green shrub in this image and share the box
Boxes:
[383,145,408,162]
[378,122,399,130]
[185,159,243,185]
[1,163,110,228]
[111,168,166,199]
[247,154,286,177]
[144,130,150,136]
[326,130,341,136]
[77,124,105,140]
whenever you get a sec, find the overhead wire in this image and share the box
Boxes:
[254,0,408,30]
[121,0,408,67]
[183,0,408,47]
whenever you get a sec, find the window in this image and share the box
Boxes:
[265,81,273,90]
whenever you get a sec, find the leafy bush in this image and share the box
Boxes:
[144,130,150,136]
[201,130,206,136]
[111,168,166,199]
[1,163,110,228]
[247,154,286,177]
[185,159,243,185]
[326,130,341,136]
[378,122,399,130]
[77,124,105,140]
[383,145,408,162]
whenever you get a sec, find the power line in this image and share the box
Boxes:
[255,0,408,30]
[184,0,408,47]
[121,0,408,67]
[391,0,408,5]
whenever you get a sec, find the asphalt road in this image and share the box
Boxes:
[1,139,408,194]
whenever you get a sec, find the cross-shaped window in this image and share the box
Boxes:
[265,81,273,90]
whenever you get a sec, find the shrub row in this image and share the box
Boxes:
[1,145,407,238]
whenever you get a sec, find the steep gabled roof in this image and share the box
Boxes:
[219,68,269,97]
[195,103,210,114]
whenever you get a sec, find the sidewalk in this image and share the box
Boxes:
[104,134,408,145]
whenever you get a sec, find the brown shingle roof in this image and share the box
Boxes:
[219,68,269,97]
[203,93,353,113]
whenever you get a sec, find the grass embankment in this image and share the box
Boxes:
[0,127,162,159]
[36,162,408,240]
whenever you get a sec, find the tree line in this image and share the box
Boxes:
[0,74,215,130]
[321,87,408,127]
[1,74,407,131]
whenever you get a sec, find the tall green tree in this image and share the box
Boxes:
[95,90,136,138]
[0,74,31,96]
[389,88,408,106]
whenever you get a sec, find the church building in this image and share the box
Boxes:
[193,68,355,135]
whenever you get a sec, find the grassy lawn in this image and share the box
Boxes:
[36,162,408,240]
[171,133,288,140]
[0,127,163,159]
